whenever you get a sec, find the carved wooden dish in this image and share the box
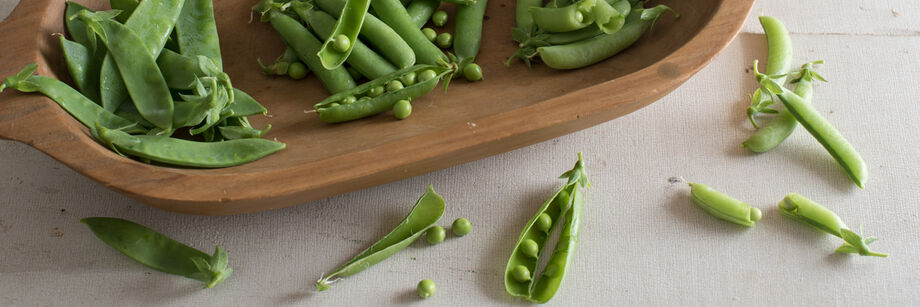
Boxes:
[0,0,754,214]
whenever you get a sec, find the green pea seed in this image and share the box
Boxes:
[574,11,584,23]
[332,34,351,53]
[520,239,539,258]
[435,33,453,49]
[401,72,417,86]
[431,10,448,27]
[426,225,446,244]
[462,63,483,82]
[422,28,437,42]
[451,218,471,236]
[329,102,340,108]
[535,213,552,232]
[386,80,405,92]
[358,96,372,102]
[417,279,436,299]
[511,265,531,282]
[287,62,308,79]
[418,69,437,82]
[342,96,357,104]
[393,99,412,120]
[368,85,385,97]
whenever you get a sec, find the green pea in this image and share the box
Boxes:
[451,218,471,236]
[462,63,483,82]
[535,213,552,232]
[393,99,412,120]
[368,85,385,97]
[329,102,341,108]
[520,239,539,258]
[417,279,436,299]
[431,10,448,27]
[386,80,405,92]
[435,32,453,49]
[342,96,357,104]
[401,72,417,86]
[422,27,437,42]
[426,225,446,244]
[418,69,437,82]
[287,62,308,79]
[511,265,531,282]
[574,10,583,23]
[358,96,372,102]
[332,34,351,52]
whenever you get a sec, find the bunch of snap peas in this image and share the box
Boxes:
[506,0,676,69]
[253,0,488,123]
[0,0,285,168]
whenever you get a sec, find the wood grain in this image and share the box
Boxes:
[0,0,753,214]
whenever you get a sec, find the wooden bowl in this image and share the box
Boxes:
[0,0,753,215]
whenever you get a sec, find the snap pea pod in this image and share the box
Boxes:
[79,11,175,132]
[110,0,139,23]
[515,0,542,29]
[743,61,823,153]
[454,0,488,63]
[536,0,629,45]
[529,0,596,33]
[316,0,416,68]
[406,0,440,28]
[218,125,270,140]
[115,102,155,128]
[1,64,145,134]
[94,124,285,168]
[291,3,397,79]
[778,194,887,257]
[372,0,447,65]
[176,0,223,69]
[81,217,233,288]
[689,182,762,227]
[268,10,356,94]
[505,153,589,302]
[537,5,675,70]
[746,16,793,128]
[313,0,371,69]
[759,77,867,188]
[157,49,205,90]
[314,65,450,123]
[59,36,103,103]
[316,185,445,291]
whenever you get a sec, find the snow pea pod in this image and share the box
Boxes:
[372,0,447,65]
[778,193,886,257]
[746,16,793,128]
[292,3,397,79]
[406,0,440,28]
[505,153,589,302]
[314,0,371,69]
[314,64,449,123]
[316,185,445,291]
[689,182,761,227]
[64,2,94,48]
[59,36,103,103]
[110,0,139,23]
[454,0,488,63]
[528,0,596,33]
[228,88,268,117]
[316,0,416,68]
[176,0,223,69]
[743,61,822,153]
[81,217,232,288]
[759,77,867,188]
[157,49,205,90]
[268,10,356,94]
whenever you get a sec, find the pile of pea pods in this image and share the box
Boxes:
[0,0,285,168]
[507,0,676,69]
[252,0,487,123]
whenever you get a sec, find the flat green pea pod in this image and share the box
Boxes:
[746,16,793,128]
[1,64,145,134]
[743,61,825,153]
[372,0,447,65]
[59,36,103,103]
[93,124,285,168]
[688,182,762,227]
[110,0,140,23]
[157,49,206,90]
[316,185,445,291]
[313,0,371,69]
[316,0,417,68]
[228,88,268,117]
[266,10,356,94]
[505,153,590,303]
[81,217,232,288]
[778,193,887,257]
[176,0,223,68]
[758,75,867,188]
[314,64,451,123]
[528,0,596,33]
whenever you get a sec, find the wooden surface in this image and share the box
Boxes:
[0,0,750,214]
[3,0,920,306]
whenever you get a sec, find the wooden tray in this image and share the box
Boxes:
[0,0,753,215]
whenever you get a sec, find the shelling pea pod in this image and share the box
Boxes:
[454,0,488,64]
[778,193,887,257]
[81,217,232,288]
[528,0,596,33]
[1,64,145,134]
[316,185,445,291]
[176,0,223,68]
[291,3,397,79]
[758,75,867,188]
[93,124,285,168]
[407,0,440,28]
[316,0,416,68]
[314,65,450,123]
[746,16,794,128]
[267,10,356,93]
[314,0,371,69]
[505,153,590,302]
[542,0,631,44]
[688,182,762,227]
[372,0,447,65]
[536,5,676,70]
[743,61,824,153]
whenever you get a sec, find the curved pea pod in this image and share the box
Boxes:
[372,0,447,65]
[778,193,887,257]
[228,88,268,117]
[59,36,103,103]
[743,62,822,153]
[93,125,285,168]
[515,0,543,30]
[313,0,371,69]
[316,0,416,68]
[314,64,450,123]
[454,0,488,63]
[528,0,596,33]
[689,183,761,227]
[406,0,440,28]
[81,217,232,288]
[268,10,356,94]
[316,185,445,291]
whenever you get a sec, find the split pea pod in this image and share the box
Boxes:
[316,185,445,291]
[528,0,596,33]
[454,0,488,63]
[742,62,821,153]
[407,0,440,28]
[291,4,397,79]
[316,0,416,68]
[314,64,449,123]
[314,0,371,69]
[541,0,630,45]
[268,10,356,94]
[688,182,761,227]
[372,0,447,65]
[778,193,887,257]
[759,77,867,188]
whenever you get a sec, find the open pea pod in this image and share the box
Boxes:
[528,0,596,33]
[313,0,371,69]
[316,185,445,291]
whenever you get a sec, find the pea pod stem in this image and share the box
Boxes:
[747,16,793,128]
[778,193,886,257]
[742,61,824,152]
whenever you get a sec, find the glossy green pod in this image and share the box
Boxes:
[689,183,761,227]
[315,0,371,69]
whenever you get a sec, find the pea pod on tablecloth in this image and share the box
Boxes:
[778,193,886,257]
